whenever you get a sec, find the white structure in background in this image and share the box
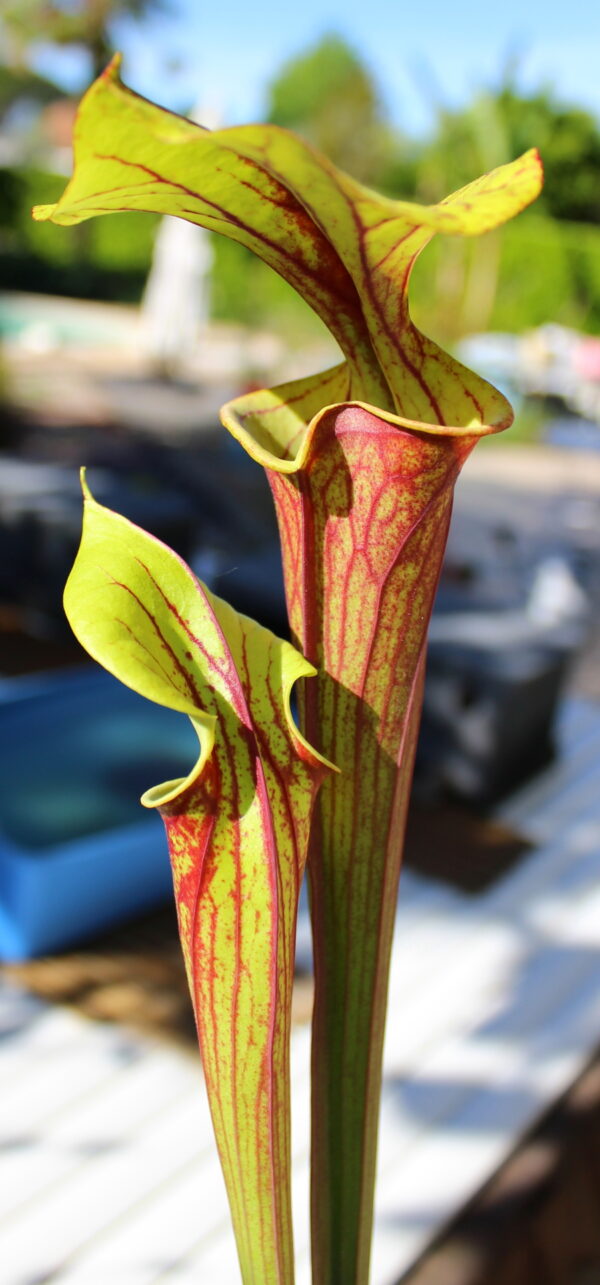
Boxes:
[527,555,589,628]
[141,103,221,378]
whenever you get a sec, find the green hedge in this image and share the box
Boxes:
[410,214,600,339]
[0,166,158,301]
[210,236,326,341]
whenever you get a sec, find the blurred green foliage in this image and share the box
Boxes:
[0,165,157,299]
[0,65,59,116]
[266,33,397,187]
[210,237,325,341]
[397,81,600,224]
[411,215,600,343]
[2,0,167,81]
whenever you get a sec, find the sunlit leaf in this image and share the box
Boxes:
[64,475,333,1285]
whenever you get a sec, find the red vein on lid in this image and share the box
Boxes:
[113,616,185,692]
[344,201,446,420]
[264,157,446,422]
[92,153,363,318]
[103,572,203,707]
[133,557,252,724]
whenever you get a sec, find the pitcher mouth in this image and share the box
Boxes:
[220,379,514,476]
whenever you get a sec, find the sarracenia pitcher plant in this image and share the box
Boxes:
[35,56,543,1285]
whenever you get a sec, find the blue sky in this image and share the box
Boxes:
[32,0,600,136]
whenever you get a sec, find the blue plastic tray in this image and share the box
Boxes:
[0,667,198,960]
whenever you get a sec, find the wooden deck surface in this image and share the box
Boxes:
[1,697,599,1285]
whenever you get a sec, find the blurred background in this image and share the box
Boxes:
[2,5,600,1281]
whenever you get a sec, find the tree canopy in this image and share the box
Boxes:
[393,76,600,225]
[266,34,395,186]
[1,0,167,80]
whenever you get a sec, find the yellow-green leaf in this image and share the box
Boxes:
[64,475,333,1285]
